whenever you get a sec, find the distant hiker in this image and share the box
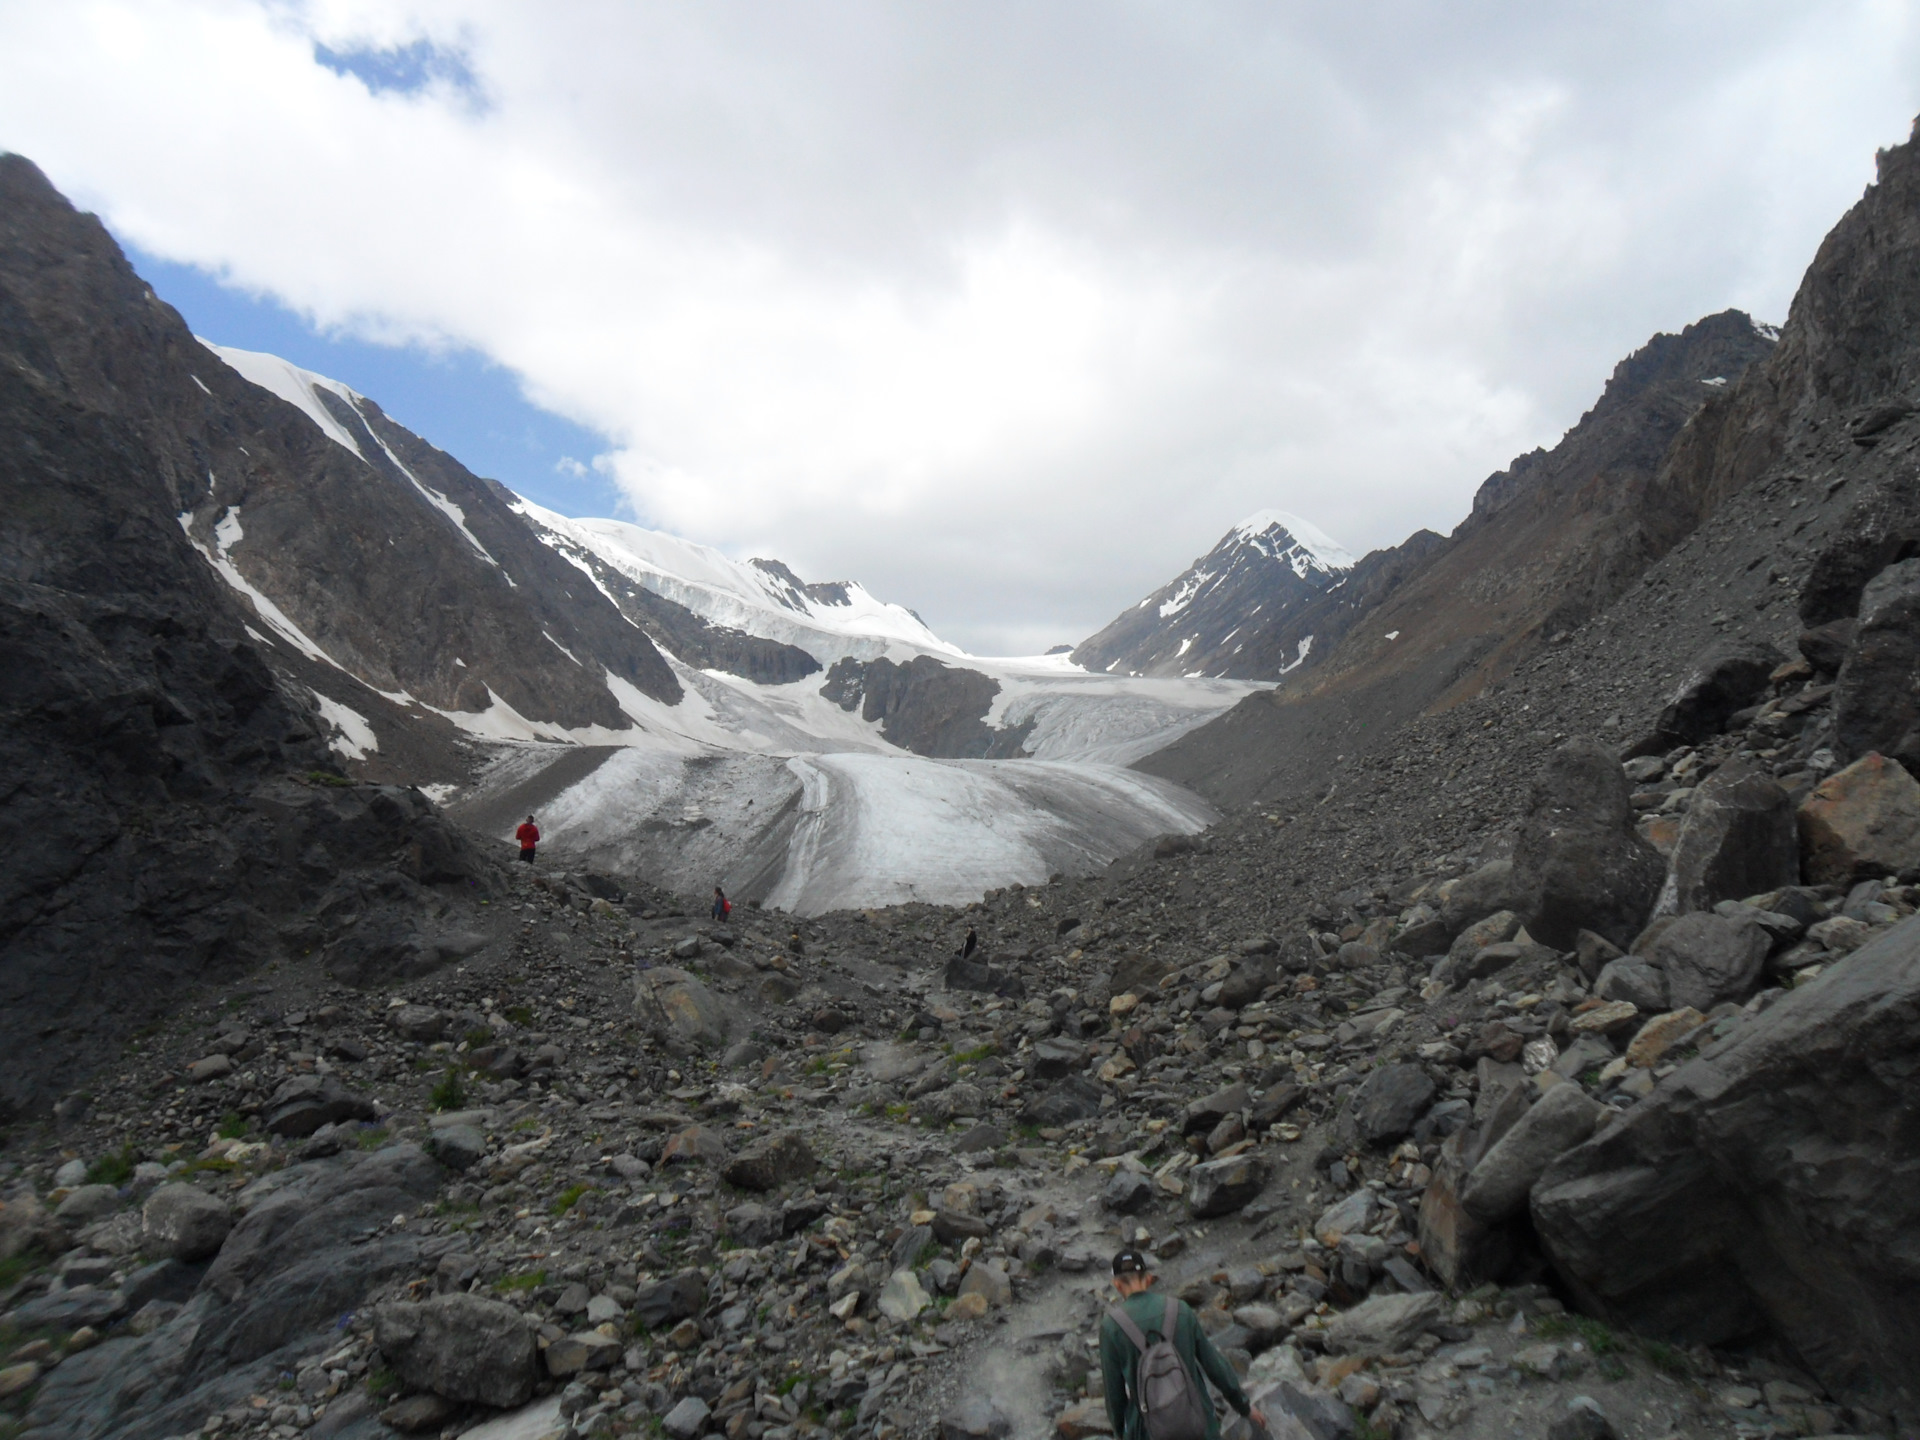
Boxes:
[960,925,978,960]
[712,886,731,921]
[515,815,539,864]
[1100,1250,1265,1440]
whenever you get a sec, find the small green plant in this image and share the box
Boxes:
[85,1147,137,1187]
[1640,1339,1693,1377]
[951,1043,996,1064]
[494,1269,546,1292]
[1352,1418,1391,1440]
[429,1068,467,1112]
[365,1365,402,1400]
[1015,1122,1042,1141]
[551,1184,591,1215]
[306,770,354,788]
[216,1112,248,1140]
[355,1126,390,1151]
[463,1027,495,1048]
[1534,1313,1620,1355]
[884,1103,911,1122]
[505,1005,534,1026]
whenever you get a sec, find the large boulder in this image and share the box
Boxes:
[1511,740,1665,949]
[1654,761,1800,916]
[636,967,729,1048]
[1459,1082,1603,1223]
[720,1132,815,1192]
[1644,913,1771,1012]
[1437,861,1522,935]
[1627,638,1787,756]
[1834,558,1920,770]
[1531,914,1920,1413]
[1798,752,1920,885]
[1322,1291,1445,1355]
[1799,617,1858,677]
[373,1293,538,1407]
[140,1184,231,1261]
[1343,1065,1436,1147]
[262,1075,378,1138]
[1186,1153,1267,1218]
[1019,1076,1103,1127]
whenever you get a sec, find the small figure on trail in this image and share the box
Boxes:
[515,814,539,864]
[1099,1250,1264,1440]
[960,925,978,960]
[712,886,731,921]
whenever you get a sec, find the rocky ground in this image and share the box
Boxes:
[3,621,1913,1440]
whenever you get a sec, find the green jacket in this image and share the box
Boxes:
[1099,1290,1251,1440]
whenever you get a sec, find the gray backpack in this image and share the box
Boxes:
[1108,1295,1209,1440]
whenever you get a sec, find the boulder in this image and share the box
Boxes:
[424,1124,485,1173]
[663,1396,712,1439]
[633,1272,708,1329]
[1020,1076,1104,1127]
[140,1184,231,1261]
[1459,1083,1603,1223]
[1628,638,1787,755]
[1345,1064,1436,1147]
[262,1075,377,1138]
[956,1262,1012,1308]
[719,1132,815,1192]
[637,967,729,1048]
[878,1268,931,1321]
[1798,752,1920,885]
[1437,860,1522,934]
[725,1202,784,1248]
[545,1330,622,1377]
[1216,962,1272,1009]
[1594,957,1668,1012]
[941,1394,1013,1440]
[1444,909,1521,965]
[661,1126,728,1165]
[1313,1189,1379,1247]
[1646,913,1771,1012]
[1574,929,1625,982]
[1322,1291,1445,1355]
[1655,762,1800,916]
[1183,1082,1251,1136]
[388,1004,446,1042]
[1834,559,1920,769]
[1031,1037,1088,1079]
[1532,914,1920,1412]
[1102,1171,1154,1214]
[1511,740,1666,949]
[1800,617,1859,676]
[53,1185,120,1225]
[1186,1153,1268,1218]
[372,1293,538,1407]
[1418,1129,1517,1290]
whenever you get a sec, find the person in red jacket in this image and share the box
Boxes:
[515,815,539,864]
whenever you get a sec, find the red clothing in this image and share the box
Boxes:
[516,822,539,850]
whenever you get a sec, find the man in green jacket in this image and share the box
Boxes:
[1100,1250,1268,1440]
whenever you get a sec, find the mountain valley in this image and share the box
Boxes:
[6,113,1920,1440]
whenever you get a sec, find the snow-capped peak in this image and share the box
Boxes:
[1228,509,1355,572]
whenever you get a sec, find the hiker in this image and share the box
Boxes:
[712,886,731,922]
[1100,1250,1266,1440]
[515,814,539,864]
[960,925,978,960]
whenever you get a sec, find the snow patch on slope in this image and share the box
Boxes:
[1230,509,1356,571]
[202,342,369,462]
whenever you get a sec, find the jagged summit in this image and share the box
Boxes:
[1070,509,1355,678]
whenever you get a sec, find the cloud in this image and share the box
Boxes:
[1,1,1916,653]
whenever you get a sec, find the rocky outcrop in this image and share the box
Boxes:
[1654,760,1799,915]
[1533,915,1920,1414]
[822,655,1032,758]
[1833,558,1920,769]
[1626,638,1786,757]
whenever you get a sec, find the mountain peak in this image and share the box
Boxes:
[1227,509,1356,573]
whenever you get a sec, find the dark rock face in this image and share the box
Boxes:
[1655,761,1799,915]
[719,1132,816,1192]
[1019,1076,1103,1126]
[1511,740,1665,950]
[1834,558,1920,770]
[1343,1065,1436,1147]
[1646,914,1771,1011]
[1799,618,1859,676]
[1627,638,1787,757]
[0,155,505,1118]
[261,1075,379,1138]
[1532,915,1920,1414]
[822,655,1030,759]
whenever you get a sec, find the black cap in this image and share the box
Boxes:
[1112,1249,1151,1276]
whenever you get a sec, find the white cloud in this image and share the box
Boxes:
[1,0,1916,652]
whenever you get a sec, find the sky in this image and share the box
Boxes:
[1,3,1917,655]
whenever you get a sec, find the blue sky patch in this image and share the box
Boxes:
[312,37,481,102]
[127,243,627,519]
